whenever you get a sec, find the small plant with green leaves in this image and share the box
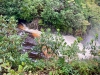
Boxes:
[33,28,81,62]
[85,34,100,57]
[33,29,66,58]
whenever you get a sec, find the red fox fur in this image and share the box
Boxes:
[18,23,53,58]
[18,23,41,38]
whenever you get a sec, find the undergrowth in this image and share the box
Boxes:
[0,15,100,75]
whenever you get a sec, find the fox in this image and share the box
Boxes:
[18,23,53,58]
[18,23,42,38]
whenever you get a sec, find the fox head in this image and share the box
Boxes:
[18,23,28,30]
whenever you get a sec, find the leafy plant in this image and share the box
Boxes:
[33,28,81,62]
[0,0,37,22]
[0,15,32,74]
[70,59,100,75]
[1,0,90,34]
[33,29,65,58]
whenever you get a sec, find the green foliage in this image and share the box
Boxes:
[1,0,100,34]
[0,15,21,60]
[0,15,31,74]
[18,0,38,22]
[85,34,100,56]
[71,59,100,75]
[34,29,67,56]
[1,0,100,74]
[0,15,79,74]
[1,0,90,33]
[0,0,37,22]
[34,28,81,62]
[86,0,100,23]
[31,29,100,75]
[41,0,87,32]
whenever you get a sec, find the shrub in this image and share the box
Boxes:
[33,28,81,61]
[0,15,31,74]
[70,59,100,75]
[0,0,38,22]
[1,0,89,34]
[41,0,88,33]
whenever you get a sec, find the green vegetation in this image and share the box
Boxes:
[1,0,99,33]
[1,0,90,34]
[0,0,100,75]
